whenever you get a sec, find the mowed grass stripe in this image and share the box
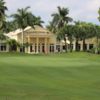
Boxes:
[0,52,100,100]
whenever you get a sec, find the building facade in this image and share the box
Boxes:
[6,26,62,53]
[1,25,98,53]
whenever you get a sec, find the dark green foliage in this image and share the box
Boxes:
[6,39,20,51]
[0,32,6,40]
[49,6,72,33]
[0,0,7,29]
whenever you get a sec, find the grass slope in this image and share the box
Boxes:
[0,52,100,100]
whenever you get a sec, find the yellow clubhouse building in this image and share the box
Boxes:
[0,25,99,53]
[5,25,60,53]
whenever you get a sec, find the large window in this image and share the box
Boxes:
[50,44,54,52]
[78,44,81,51]
[84,44,87,50]
[56,45,60,52]
[89,44,93,49]
[42,43,45,53]
[0,43,6,51]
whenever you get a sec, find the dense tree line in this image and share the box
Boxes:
[47,6,100,54]
[0,0,43,52]
[0,0,100,53]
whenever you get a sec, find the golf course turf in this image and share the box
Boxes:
[0,52,100,100]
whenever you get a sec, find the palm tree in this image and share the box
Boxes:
[51,6,73,31]
[0,0,7,28]
[49,6,73,52]
[0,32,6,40]
[57,25,75,52]
[11,6,35,52]
[46,21,57,33]
[57,27,67,52]
[98,8,100,22]
[1,21,14,33]
[33,16,44,26]
[0,32,6,48]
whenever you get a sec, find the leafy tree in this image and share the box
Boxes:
[57,25,75,52]
[73,24,81,51]
[93,25,100,53]
[33,16,44,26]
[98,8,100,22]
[96,8,100,53]
[46,21,57,33]
[11,6,35,52]
[0,0,7,29]
[74,21,93,51]
[0,32,6,40]
[6,39,20,51]
[11,6,44,52]
[1,21,15,33]
[48,6,73,52]
[51,6,73,32]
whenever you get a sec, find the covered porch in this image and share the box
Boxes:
[25,36,56,54]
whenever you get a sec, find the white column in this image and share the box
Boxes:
[40,44,42,53]
[73,42,76,51]
[35,43,36,53]
[80,43,83,51]
[87,44,89,51]
[54,40,56,53]
[32,44,35,53]
[60,42,62,52]
[28,36,30,53]
[44,38,47,54]
[36,37,39,53]
[47,38,50,53]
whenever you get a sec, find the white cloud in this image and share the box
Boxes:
[5,0,100,25]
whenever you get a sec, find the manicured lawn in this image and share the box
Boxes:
[0,52,100,100]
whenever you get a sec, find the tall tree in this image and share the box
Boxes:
[73,24,81,51]
[46,21,57,33]
[96,8,100,53]
[93,25,100,53]
[33,16,44,26]
[26,13,44,27]
[51,6,73,31]
[0,0,7,29]
[74,21,92,51]
[11,6,35,52]
[49,6,73,52]
[57,25,75,52]
[1,21,17,33]
[98,8,100,22]
[0,32,6,40]
[0,30,6,45]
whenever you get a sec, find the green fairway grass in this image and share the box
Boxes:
[0,52,100,100]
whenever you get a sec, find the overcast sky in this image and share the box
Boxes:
[5,0,100,26]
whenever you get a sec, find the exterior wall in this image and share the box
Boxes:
[17,33,22,43]
[15,29,58,53]
[6,26,100,53]
[17,33,100,53]
[0,42,9,52]
[72,37,99,51]
[7,34,18,41]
